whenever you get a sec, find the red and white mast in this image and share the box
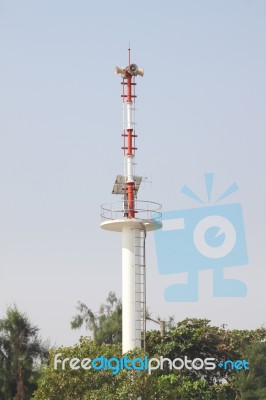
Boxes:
[116,48,144,218]
[101,51,161,354]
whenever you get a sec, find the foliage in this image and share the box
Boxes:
[34,318,266,399]
[33,339,150,400]
[146,318,266,385]
[153,374,236,400]
[71,292,175,345]
[71,292,122,345]
[235,342,266,399]
[0,306,49,400]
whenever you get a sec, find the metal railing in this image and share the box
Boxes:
[100,200,162,222]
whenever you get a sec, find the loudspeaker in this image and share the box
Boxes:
[115,66,126,76]
[136,68,144,77]
[128,63,138,75]
[115,65,144,78]
[128,64,144,77]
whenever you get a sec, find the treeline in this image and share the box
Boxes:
[1,294,266,399]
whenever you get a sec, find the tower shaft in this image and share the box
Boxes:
[122,226,145,352]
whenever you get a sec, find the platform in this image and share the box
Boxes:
[100,200,162,232]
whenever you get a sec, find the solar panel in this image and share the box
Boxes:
[112,175,142,194]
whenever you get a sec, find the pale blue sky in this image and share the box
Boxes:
[0,0,266,346]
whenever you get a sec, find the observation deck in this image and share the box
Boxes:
[100,200,162,232]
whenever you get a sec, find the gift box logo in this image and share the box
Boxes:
[154,173,248,302]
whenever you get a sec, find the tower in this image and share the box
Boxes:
[100,50,162,354]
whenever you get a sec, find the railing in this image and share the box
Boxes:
[100,200,162,222]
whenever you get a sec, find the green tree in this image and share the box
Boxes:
[34,318,266,399]
[235,342,266,399]
[0,306,48,400]
[33,339,150,400]
[71,292,174,345]
[147,318,266,386]
[71,292,122,345]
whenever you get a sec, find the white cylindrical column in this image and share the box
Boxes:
[122,225,141,353]
[126,102,133,129]
[126,154,134,182]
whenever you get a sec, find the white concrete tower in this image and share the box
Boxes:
[100,50,162,354]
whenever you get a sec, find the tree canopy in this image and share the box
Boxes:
[71,291,122,345]
[33,318,266,400]
[234,341,266,399]
[0,306,48,400]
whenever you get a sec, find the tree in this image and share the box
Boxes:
[146,318,266,387]
[71,292,174,345]
[34,318,266,399]
[0,306,48,400]
[235,342,266,399]
[71,292,122,345]
[33,339,150,400]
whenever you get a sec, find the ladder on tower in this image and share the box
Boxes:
[134,225,146,351]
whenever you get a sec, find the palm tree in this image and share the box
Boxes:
[0,306,48,400]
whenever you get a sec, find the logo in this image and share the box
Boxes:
[154,173,248,301]
[54,354,250,375]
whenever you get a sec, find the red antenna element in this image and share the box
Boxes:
[115,57,144,218]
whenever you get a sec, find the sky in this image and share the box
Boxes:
[0,0,266,347]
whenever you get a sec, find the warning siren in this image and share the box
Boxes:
[115,64,144,78]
